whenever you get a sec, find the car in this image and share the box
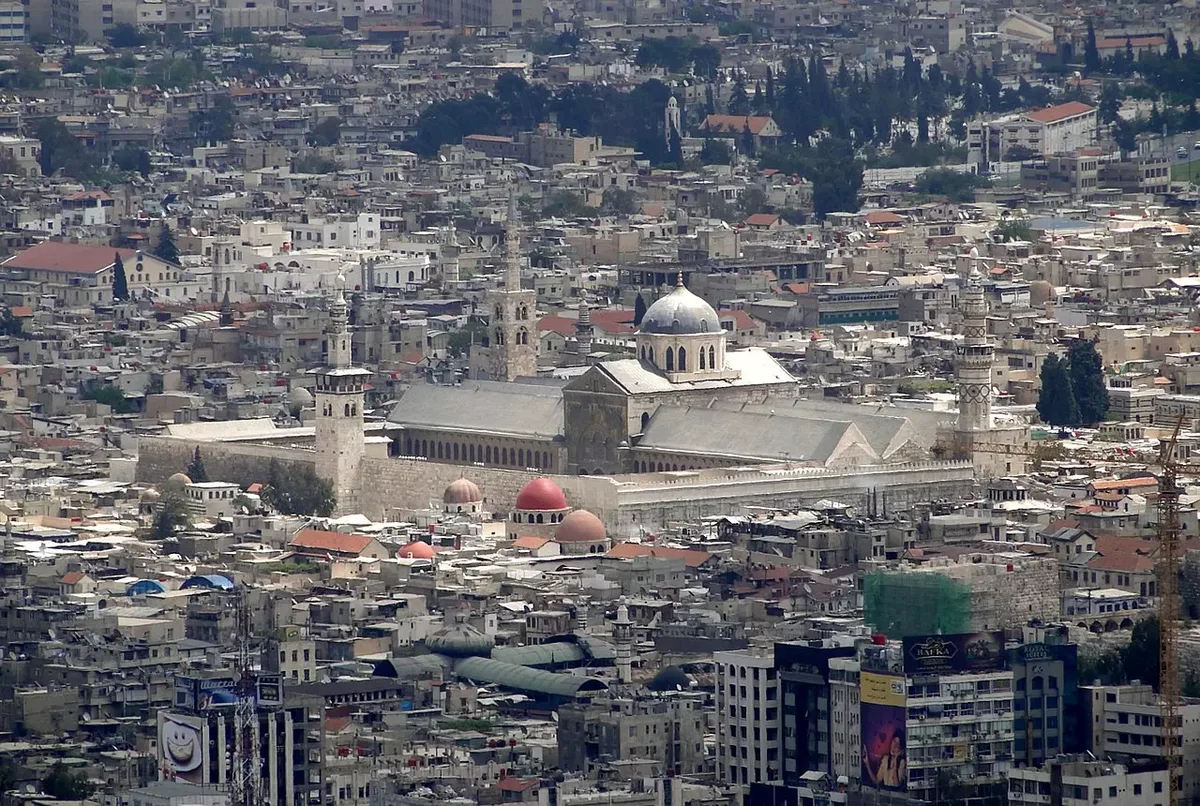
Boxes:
[1193,141,1200,150]
[1179,147,1189,159]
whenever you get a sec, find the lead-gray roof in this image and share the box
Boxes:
[453,656,608,697]
[387,381,563,439]
[591,348,795,395]
[490,642,586,668]
[637,406,872,465]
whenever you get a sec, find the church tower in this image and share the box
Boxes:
[472,194,537,381]
[956,248,993,434]
[313,274,371,514]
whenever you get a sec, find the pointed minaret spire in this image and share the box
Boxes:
[219,286,233,327]
[504,191,521,292]
[676,270,684,288]
[328,273,350,368]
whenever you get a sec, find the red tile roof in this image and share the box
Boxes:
[865,210,905,226]
[512,535,550,550]
[606,541,713,568]
[4,242,137,275]
[1026,101,1095,124]
[61,571,85,585]
[290,528,375,556]
[720,309,760,331]
[744,213,781,227]
[702,115,777,135]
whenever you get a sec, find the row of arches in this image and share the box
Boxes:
[511,511,567,524]
[405,437,551,470]
[323,402,358,417]
[633,459,702,473]
[639,344,718,372]
[495,305,531,321]
[493,327,530,346]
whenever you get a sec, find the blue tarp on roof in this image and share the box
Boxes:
[127,579,167,596]
[180,574,234,591]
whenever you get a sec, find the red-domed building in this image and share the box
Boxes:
[508,477,572,538]
[554,509,610,555]
[398,540,437,560]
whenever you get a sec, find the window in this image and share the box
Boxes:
[665,347,674,371]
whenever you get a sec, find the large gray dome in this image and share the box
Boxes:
[426,614,495,658]
[640,283,721,335]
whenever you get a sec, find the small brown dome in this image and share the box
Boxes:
[443,477,482,505]
[555,509,606,544]
[398,540,437,560]
[516,478,568,511]
[1030,280,1053,306]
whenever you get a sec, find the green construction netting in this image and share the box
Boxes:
[863,571,972,638]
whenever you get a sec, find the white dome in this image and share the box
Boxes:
[640,283,720,336]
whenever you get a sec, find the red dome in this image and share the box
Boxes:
[555,509,606,543]
[398,540,436,560]
[515,477,568,511]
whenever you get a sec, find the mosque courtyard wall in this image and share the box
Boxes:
[139,436,974,537]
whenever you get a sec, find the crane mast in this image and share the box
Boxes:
[231,587,263,806]
[971,422,1186,806]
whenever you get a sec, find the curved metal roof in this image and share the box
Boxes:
[180,574,235,591]
[490,642,586,669]
[453,657,607,698]
[126,579,166,596]
[373,654,450,680]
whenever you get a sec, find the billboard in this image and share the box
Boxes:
[860,672,907,793]
[158,711,205,784]
[902,631,1005,675]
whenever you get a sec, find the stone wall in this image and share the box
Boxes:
[138,437,317,487]
[139,436,976,538]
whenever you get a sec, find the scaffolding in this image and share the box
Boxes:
[863,571,973,638]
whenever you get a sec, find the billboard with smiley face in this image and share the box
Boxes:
[158,712,205,784]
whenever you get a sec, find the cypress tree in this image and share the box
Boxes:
[186,447,208,482]
[1068,339,1110,425]
[1037,354,1079,427]
[112,252,128,301]
[634,294,647,326]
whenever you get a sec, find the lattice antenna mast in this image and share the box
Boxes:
[1158,416,1184,806]
[231,587,262,806]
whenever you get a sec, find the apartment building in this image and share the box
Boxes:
[716,649,780,788]
[968,102,1097,168]
[1008,757,1169,806]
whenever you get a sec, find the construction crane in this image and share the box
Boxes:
[230,587,263,806]
[972,422,1188,806]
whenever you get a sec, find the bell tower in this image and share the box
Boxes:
[471,193,538,381]
[312,274,371,514]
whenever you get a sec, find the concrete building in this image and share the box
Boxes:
[1008,630,1081,768]
[422,0,539,29]
[557,690,707,775]
[716,648,779,788]
[776,641,857,785]
[968,102,1098,168]
[1081,683,1199,800]
[1007,757,1169,806]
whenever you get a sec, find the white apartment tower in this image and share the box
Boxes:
[715,649,780,789]
[471,194,537,381]
[313,274,370,514]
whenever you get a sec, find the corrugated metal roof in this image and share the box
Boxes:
[453,657,607,698]
[387,381,563,439]
[490,642,586,668]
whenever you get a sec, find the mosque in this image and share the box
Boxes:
[137,210,1008,530]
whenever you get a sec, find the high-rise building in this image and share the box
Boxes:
[715,649,779,789]
[774,641,856,785]
[159,676,324,806]
[313,274,370,514]
[469,194,537,382]
[1008,627,1081,768]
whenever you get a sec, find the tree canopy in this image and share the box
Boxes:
[1036,354,1079,427]
[261,460,335,517]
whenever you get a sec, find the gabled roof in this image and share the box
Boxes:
[4,242,138,275]
[387,381,563,440]
[702,114,778,135]
[1025,101,1095,124]
[61,571,86,585]
[512,535,551,550]
[606,542,713,568]
[291,528,375,555]
[744,213,781,227]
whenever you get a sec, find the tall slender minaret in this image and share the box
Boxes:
[313,274,371,515]
[570,296,593,367]
[956,247,993,434]
[613,604,634,684]
[472,192,538,381]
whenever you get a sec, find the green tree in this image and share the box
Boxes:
[1036,354,1079,427]
[995,217,1032,243]
[543,190,596,218]
[261,460,335,517]
[1122,616,1159,690]
[13,48,43,88]
[728,72,750,115]
[35,118,90,178]
[1068,338,1110,425]
[41,762,94,801]
[186,447,208,483]
[914,168,990,202]
[293,153,340,174]
[0,308,23,337]
[112,252,129,301]
[738,187,767,216]
[741,120,756,157]
[155,223,180,263]
[309,117,342,147]
[699,137,732,165]
[108,23,147,47]
[810,137,862,219]
[112,145,152,176]
[1084,21,1100,72]
[600,187,637,216]
[153,487,191,538]
[633,294,647,326]
[85,383,133,413]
